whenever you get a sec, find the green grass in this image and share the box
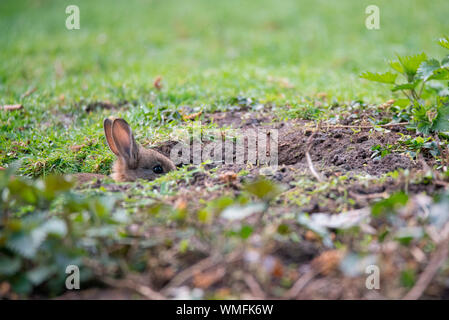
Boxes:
[2,1,449,299]
[1,0,449,175]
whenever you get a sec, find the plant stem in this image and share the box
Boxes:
[418,80,426,99]
[401,89,413,103]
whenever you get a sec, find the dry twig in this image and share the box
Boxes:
[403,222,449,300]
[101,276,166,300]
[161,250,242,294]
[283,269,318,299]
[305,122,324,182]
[244,273,266,299]
[324,122,409,130]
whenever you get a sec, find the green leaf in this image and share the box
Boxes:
[391,82,419,92]
[43,174,74,199]
[441,55,449,68]
[0,256,22,276]
[197,208,212,223]
[397,53,427,79]
[40,218,67,237]
[371,192,408,217]
[10,274,33,295]
[417,59,440,81]
[360,71,397,84]
[297,213,333,248]
[400,269,416,288]
[221,203,266,220]
[26,265,57,285]
[438,36,449,50]
[416,122,432,135]
[244,178,281,200]
[394,99,411,107]
[429,68,449,80]
[432,102,449,132]
[389,60,404,74]
[6,231,44,259]
[239,225,254,239]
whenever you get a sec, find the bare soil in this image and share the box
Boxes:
[61,109,447,300]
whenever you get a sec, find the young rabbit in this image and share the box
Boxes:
[73,117,176,184]
[104,117,176,181]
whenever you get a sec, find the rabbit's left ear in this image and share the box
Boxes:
[104,118,120,156]
[111,118,139,169]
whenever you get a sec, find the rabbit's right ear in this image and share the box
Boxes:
[104,118,120,156]
[111,118,140,169]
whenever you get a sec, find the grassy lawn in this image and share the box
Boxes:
[1,0,449,299]
[2,0,449,175]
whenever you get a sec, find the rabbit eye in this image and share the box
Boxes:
[152,165,163,174]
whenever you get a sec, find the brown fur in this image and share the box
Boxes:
[104,118,176,182]
[111,146,176,182]
[74,118,176,185]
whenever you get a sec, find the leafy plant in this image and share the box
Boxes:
[398,135,440,159]
[0,167,127,297]
[361,37,449,134]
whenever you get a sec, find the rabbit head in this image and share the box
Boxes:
[104,117,176,182]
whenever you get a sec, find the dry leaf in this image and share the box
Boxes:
[154,76,163,90]
[0,282,11,297]
[316,92,328,100]
[379,99,396,110]
[311,250,344,275]
[305,230,320,241]
[193,267,226,289]
[272,260,284,278]
[174,198,187,211]
[182,111,202,121]
[219,171,237,184]
[21,87,36,99]
[2,104,23,111]
[70,145,84,152]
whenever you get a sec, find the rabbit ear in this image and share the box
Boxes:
[104,118,120,156]
[111,118,139,169]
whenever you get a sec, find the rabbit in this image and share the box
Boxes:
[72,117,176,184]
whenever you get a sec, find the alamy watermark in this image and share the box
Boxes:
[365,5,380,30]
[168,123,279,169]
[365,264,380,290]
[65,265,80,290]
[66,5,80,30]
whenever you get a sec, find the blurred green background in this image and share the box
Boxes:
[1,0,449,175]
[1,0,449,103]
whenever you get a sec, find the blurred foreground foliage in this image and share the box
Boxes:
[0,166,127,296]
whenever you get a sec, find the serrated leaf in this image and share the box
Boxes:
[432,102,449,132]
[392,82,419,92]
[417,59,440,81]
[416,121,433,135]
[429,68,449,80]
[360,71,397,84]
[442,55,449,68]
[397,53,427,79]
[438,36,449,50]
[389,60,404,73]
